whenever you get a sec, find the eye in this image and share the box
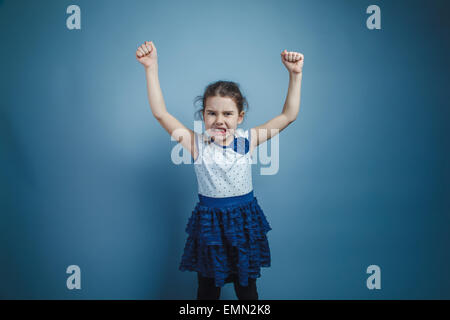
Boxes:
[225,112,232,116]
[208,112,215,115]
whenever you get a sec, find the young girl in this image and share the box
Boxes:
[136,41,304,300]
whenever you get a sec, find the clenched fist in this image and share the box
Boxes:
[281,50,304,74]
[136,41,158,69]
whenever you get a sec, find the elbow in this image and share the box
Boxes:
[153,111,167,122]
[287,116,297,124]
[282,112,297,124]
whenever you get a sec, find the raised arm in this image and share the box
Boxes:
[136,41,197,160]
[250,50,304,153]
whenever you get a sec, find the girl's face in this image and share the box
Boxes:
[203,96,245,143]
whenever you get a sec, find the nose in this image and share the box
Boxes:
[215,117,224,126]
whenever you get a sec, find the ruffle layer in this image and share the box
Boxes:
[179,197,272,287]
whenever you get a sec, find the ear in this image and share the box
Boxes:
[237,111,245,124]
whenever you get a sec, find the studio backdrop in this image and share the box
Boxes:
[0,0,449,299]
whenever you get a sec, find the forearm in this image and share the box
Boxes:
[145,65,168,119]
[282,72,302,121]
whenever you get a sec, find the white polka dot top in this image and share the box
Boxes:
[193,128,253,198]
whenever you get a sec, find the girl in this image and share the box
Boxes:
[136,41,304,300]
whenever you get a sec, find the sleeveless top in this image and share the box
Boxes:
[192,128,253,198]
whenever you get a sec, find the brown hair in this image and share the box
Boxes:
[193,80,249,122]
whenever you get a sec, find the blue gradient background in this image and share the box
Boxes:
[0,0,449,299]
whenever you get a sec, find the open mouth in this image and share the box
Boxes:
[212,128,227,135]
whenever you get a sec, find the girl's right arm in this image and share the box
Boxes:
[136,41,197,161]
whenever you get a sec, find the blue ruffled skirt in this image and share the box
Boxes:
[179,190,272,287]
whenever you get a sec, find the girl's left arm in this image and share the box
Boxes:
[250,50,304,151]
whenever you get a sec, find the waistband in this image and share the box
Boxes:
[198,190,254,208]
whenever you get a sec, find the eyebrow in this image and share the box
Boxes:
[205,108,234,113]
